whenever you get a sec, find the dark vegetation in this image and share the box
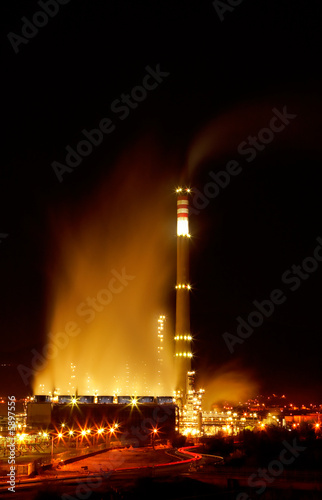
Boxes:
[200,425,322,470]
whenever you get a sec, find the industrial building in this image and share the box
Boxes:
[27,397,177,445]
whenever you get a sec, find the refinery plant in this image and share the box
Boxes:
[25,187,269,441]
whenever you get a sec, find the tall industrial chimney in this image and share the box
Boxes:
[174,188,192,398]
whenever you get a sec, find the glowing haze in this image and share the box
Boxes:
[34,139,177,397]
[199,363,259,410]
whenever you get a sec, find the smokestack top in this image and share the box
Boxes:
[176,191,190,236]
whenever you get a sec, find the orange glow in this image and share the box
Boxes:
[33,145,177,396]
[199,365,259,410]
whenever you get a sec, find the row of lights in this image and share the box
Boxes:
[35,424,120,441]
[174,335,192,341]
[15,422,158,443]
[175,352,193,358]
[292,423,320,429]
[35,395,159,407]
[175,284,191,290]
[176,188,191,193]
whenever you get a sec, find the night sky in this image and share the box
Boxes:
[1,0,322,403]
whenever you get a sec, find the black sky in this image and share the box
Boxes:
[1,0,322,402]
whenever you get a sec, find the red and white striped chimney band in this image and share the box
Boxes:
[177,196,189,219]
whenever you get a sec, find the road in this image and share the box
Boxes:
[1,446,321,499]
[0,445,207,499]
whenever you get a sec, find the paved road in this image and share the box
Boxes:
[4,446,320,499]
[0,446,201,499]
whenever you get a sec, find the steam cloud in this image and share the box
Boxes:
[199,362,259,410]
[34,138,177,397]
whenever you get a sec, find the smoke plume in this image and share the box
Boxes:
[34,138,177,396]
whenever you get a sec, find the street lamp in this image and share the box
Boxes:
[68,430,74,446]
[151,428,158,450]
[96,428,104,446]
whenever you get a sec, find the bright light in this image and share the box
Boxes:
[81,430,86,436]
[58,433,63,438]
[43,432,48,438]
[69,430,74,436]
[175,351,193,357]
[86,429,91,434]
[114,423,118,428]
[18,434,26,442]
[177,219,189,236]
[97,428,104,434]
[71,398,77,405]
[130,397,138,407]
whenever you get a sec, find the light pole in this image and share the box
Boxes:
[151,428,158,450]
[97,428,104,447]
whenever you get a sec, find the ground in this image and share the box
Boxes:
[57,446,179,473]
